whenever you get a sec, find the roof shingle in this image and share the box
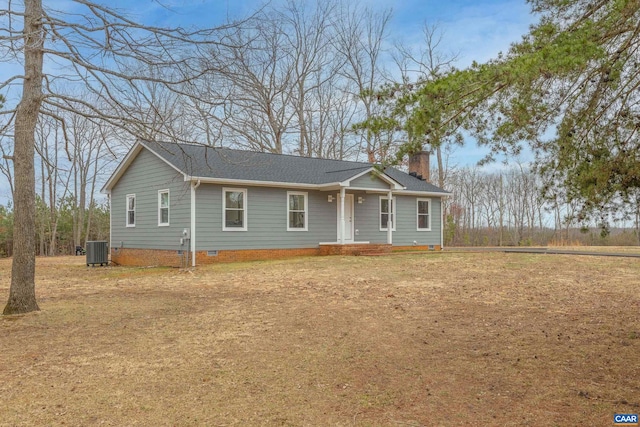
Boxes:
[143,140,449,194]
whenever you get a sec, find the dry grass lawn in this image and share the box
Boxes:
[1,251,639,426]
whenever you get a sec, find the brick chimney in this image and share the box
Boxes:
[408,151,430,182]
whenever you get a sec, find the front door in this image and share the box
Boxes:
[337,194,355,242]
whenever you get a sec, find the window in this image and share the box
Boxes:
[379,196,396,231]
[126,194,136,227]
[287,191,308,231]
[158,189,170,226]
[417,198,431,231]
[223,188,247,231]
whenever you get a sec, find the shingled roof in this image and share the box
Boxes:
[104,140,450,194]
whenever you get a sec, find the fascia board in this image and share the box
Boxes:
[393,190,453,197]
[187,176,343,190]
[100,142,144,193]
[139,140,192,177]
[339,167,405,189]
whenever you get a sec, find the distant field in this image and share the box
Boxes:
[447,245,640,254]
[1,252,639,426]
[555,245,640,253]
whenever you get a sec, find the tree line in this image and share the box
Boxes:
[440,164,640,247]
[3,155,640,259]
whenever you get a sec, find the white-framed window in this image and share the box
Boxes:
[158,189,170,226]
[417,198,431,231]
[223,187,247,231]
[287,191,308,231]
[379,196,396,231]
[126,194,136,227]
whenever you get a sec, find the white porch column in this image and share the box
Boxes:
[387,190,393,245]
[339,187,346,244]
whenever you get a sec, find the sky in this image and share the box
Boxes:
[141,0,536,66]
[0,0,538,205]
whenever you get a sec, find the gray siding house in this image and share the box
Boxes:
[102,140,450,266]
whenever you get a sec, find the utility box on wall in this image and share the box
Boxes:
[86,241,109,266]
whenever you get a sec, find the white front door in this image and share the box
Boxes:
[337,194,355,243]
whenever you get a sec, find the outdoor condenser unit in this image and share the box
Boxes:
[86,241,108,266]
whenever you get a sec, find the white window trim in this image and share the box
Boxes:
[158,189,170,226]
[222,187,248,231]
[379,196,396,232]
[287,191,308,231]
[126,194,136,227]
[417,198,432,231]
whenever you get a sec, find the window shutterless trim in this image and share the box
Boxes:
[287,191,308,231]
[417,198,432,231]
[222,187,248,231]
[126,194,136,227]
[158,189,170,226]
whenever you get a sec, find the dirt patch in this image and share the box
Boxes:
[1,252,639,426]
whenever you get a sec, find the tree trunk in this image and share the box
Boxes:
[436,146,444,189]
[4,0,44,315]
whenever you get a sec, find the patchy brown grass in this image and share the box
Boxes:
[1,252,639,426]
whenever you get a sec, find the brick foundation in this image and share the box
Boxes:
[392,245,442,252]
[111,247,321,267]
[319,243,392,256]
[111,244,442,267]
[111,248,186,267]
[194,247,320,264]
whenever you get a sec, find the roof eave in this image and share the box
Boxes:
[139,140,193,177]
[188,176,343,190]
[339,167,405,190]
[100,141,144,194]
[395,190,452,197]
[186,176,449,196]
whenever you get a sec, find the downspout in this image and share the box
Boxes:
[339,187,346,244]
[107,192,112,259]
[191,179,201,267]
[441,197,444,250]
[387,190,393,245]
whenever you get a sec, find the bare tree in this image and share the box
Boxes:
[484,173,507,246]
[1,0,249,314]
[202,11,297,153]
[0,132,15,199]
[67,110,118,249]
[34,113,73,256]
[283,0,340,157]
[334,4,392,162]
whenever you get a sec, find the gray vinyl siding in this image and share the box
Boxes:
[110,148,443,251]
[393,196,442,246]
[110,149,191,250]
[349,172,390,190]
[354,194,442,246]
[194,185,337,250]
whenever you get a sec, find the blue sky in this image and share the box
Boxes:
[131,0,536,67]
[0,0,538,205]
